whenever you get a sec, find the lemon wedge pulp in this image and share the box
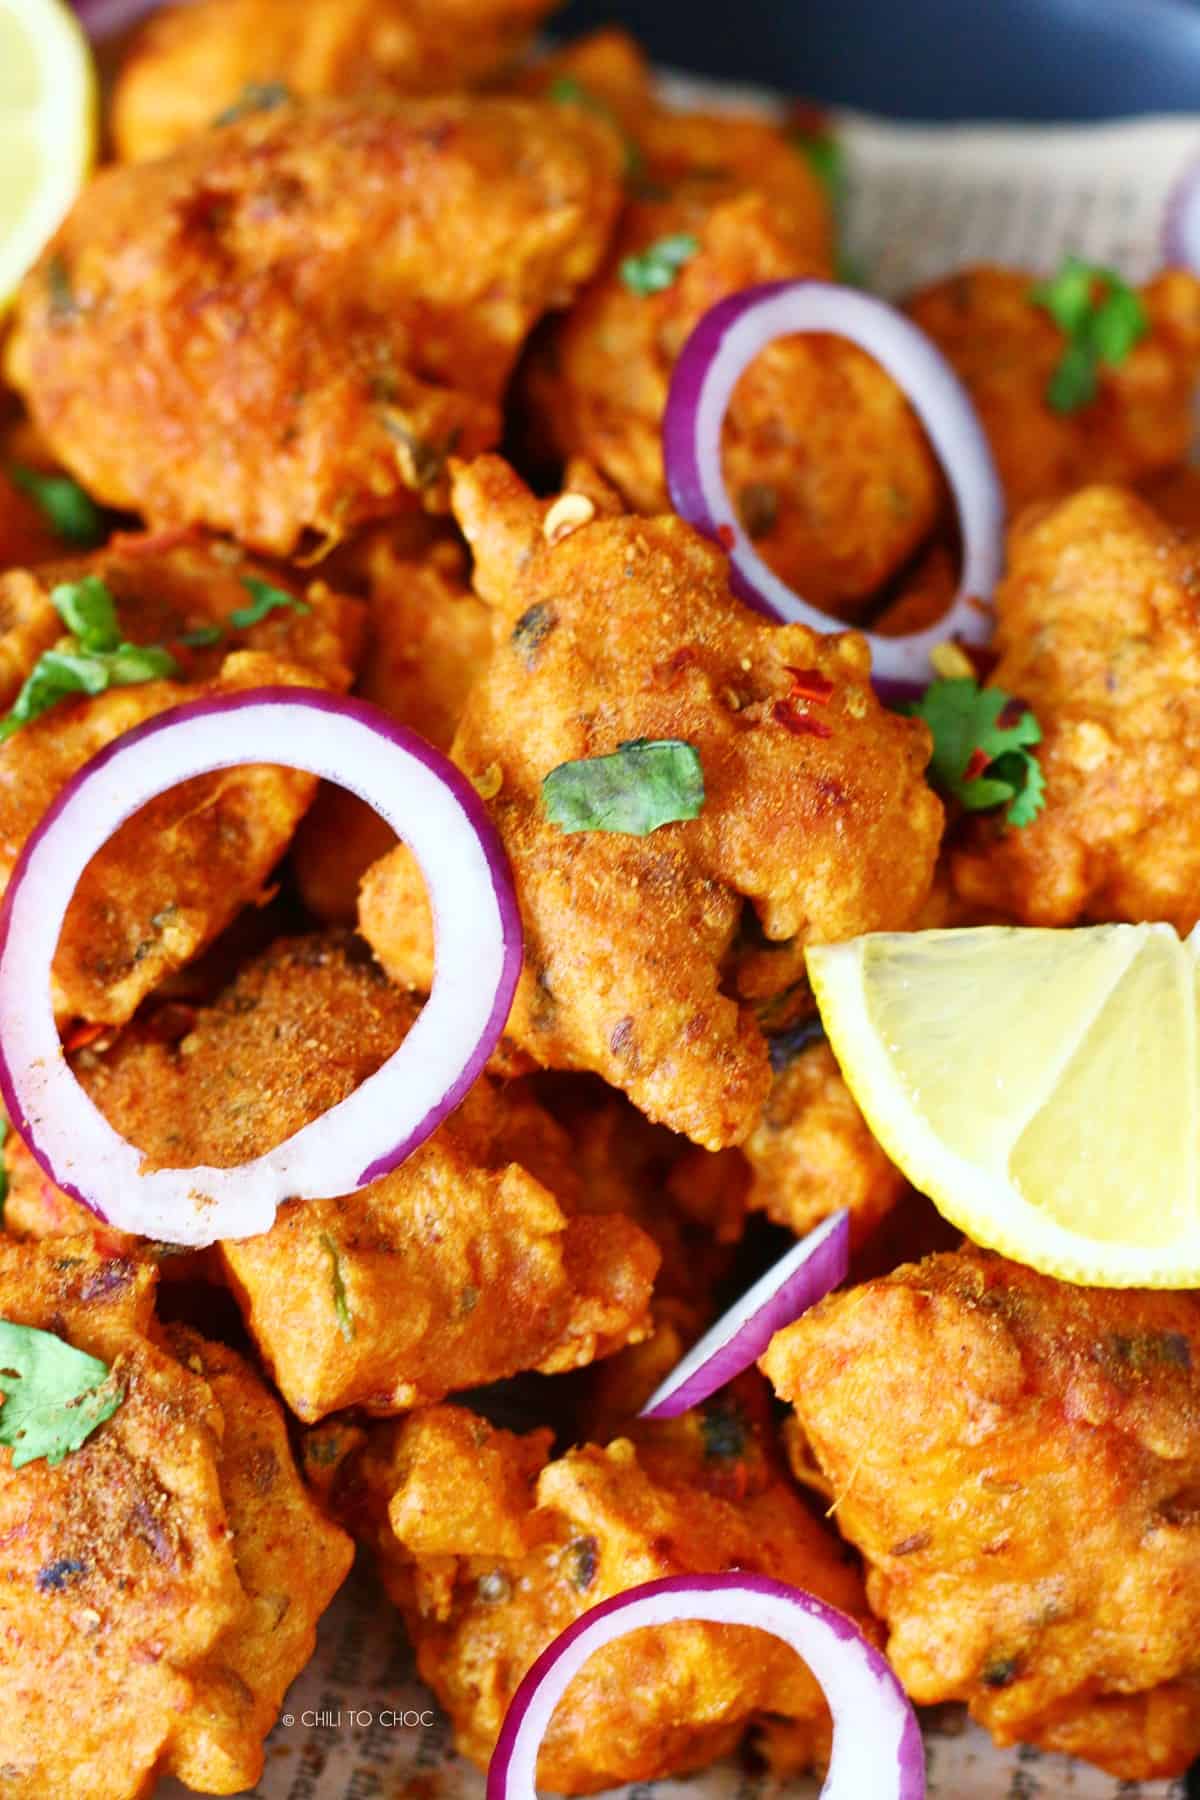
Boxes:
[808,924,1200,1288]
[0,0,94,308]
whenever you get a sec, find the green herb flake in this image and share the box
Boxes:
[0,1320,124,1469]
[907,676,1046,828]
[0,579,179,743]
[177,624,226,650]
[542,738,704,837]
[214,80,293,127]
[8,467,104,548]
[320,1233,355,1344]
[230,576,310,631]
[792,128,845,207]
[46,254,77,323]
[548,75,645,181]
[619,233,700,297]
[1030,256,1149,415]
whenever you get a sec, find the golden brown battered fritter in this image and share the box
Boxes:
[112,0,560,161]
[292,523,496,924]
[309,1377,875,1793]
[950,486,1200,931]
[359,457,943,1150]
[0,1237,352,1799]
[908,266,1200,513]
[743,1033,907,1246]
[518,37,943,618]
[64,934,658,1420]
[7,96,624,556]
[762,1248,1200,1781]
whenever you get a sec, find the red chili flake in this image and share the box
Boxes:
[651,645,699,688]
[962,747,991,783]
[715,524,736,551]
[785,666,835,705]
[962,640,1001,683]
[61,1021,106,1054]
[784,99,832,139]
[996,696,1030,730]
[774,699,833,739]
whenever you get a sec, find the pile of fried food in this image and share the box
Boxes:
[5,0,1200,1793]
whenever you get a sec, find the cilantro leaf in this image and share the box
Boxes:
[0,579,178,742]
[792,129,845,207]
[907,676,1045,828]
[8,467,104,548]
[0,1320,123,1469]
[1030,257,1149,416]
[50,576,121,653]
[214,80,292,127]
[542,738,705,836]
[619,233,700,296]
[320,1234,354,1344]
[548,75,645,181]
[230,576,310,630]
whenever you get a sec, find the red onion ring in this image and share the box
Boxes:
[1164,155,1200,272]
[639,1208,849,1420]
[664,280,1005,686]
[488,1573,925,1800]
[0,688,522,1248]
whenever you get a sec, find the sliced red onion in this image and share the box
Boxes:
[488,1573,924,1800]
[664,280,1004,686]
[0,689,522,1248]
[1164,156,1200,272]
[639,1208,849,1420]
[71,0,168,39]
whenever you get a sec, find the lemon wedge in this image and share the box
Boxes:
[807,924,1200,1287]
[0,0,95,308]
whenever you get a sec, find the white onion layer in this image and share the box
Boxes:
[0,690,521,1247]
[664,280,1005,686]
[488,1573,925,1800]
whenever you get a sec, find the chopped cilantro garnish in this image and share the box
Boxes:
[0,578,178,743]
[548,74,645,181]
[214,80,292,127]
[320,1233,355,1344]
[907,676,1045,828]
[1030,256,1148,414]
[177,624,225,650]
[792,128,845,207]
[229,576,310,631]
[619,233,699,297]
[8,467,104,548]
[542,738,705,836]
[0,1320,123,1469]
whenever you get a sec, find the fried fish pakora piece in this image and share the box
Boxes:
[359,458,943,1149]
[908,266,1200,513]
[0,1237,352,1799]
[72,934,658,1420]
[762,1248,1200,1780]
[950,486,1200,931]
[519,42,943,619]
[742,1032,907,1246]
[0,640,352,1027]
[112,0,560,162]
[6,96,624,557]
[0,467,70,574]
[292,524,496,924]
[309,1378,875,1793]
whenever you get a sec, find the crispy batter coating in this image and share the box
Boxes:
[518,38,942,618]
[907,266,1200,512]
[762,1248,1200,1780]
[0,467,67,574]
[292,524,495,924]
[112,0,559,162]
[311,1378,874,1793]
[0,1237,351,1799]
[950,486,1200,930]
[0,636,353,1026]
[1139,463,1200,535]
[359,458,943,1149]
[742,1033,907,1245]
[70,934,658,1420]
[6,97,624,556]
